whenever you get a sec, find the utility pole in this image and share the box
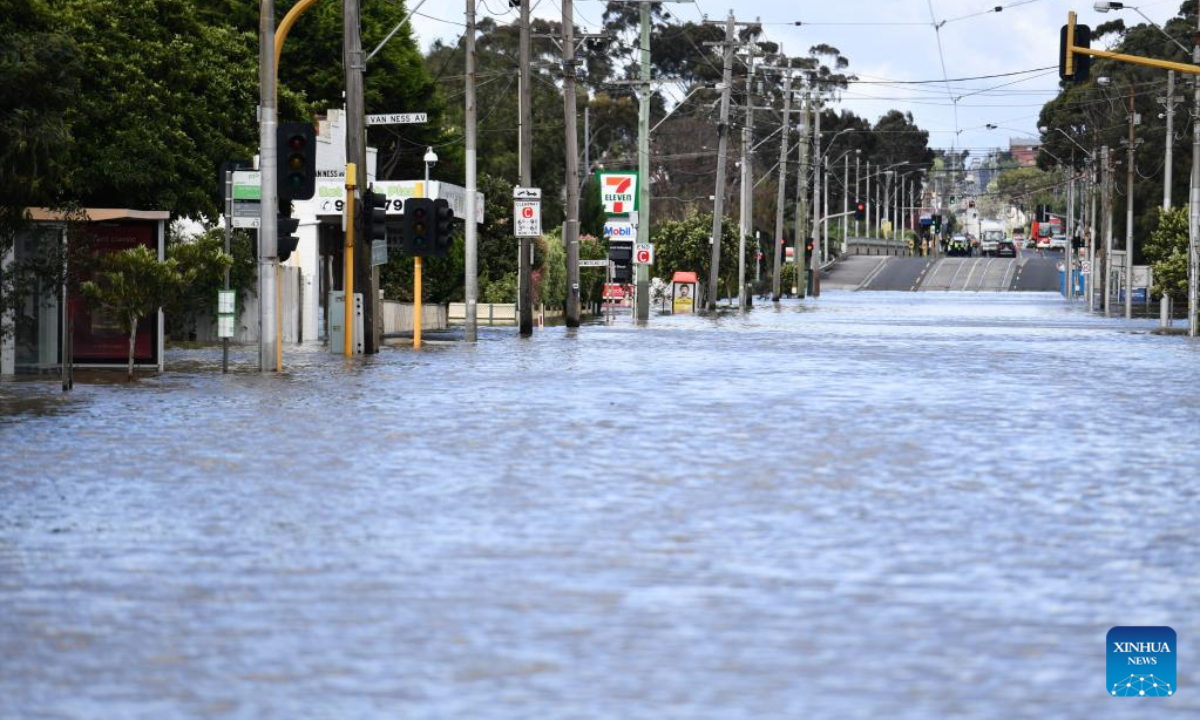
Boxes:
[810,97,822,296]
[1158,70,1181,209]
[794,82,811,298]
[1104,144,1114,317]
[1088,156,1098,312]
[1189,9,1200,338]
[854,153,860,238]
[635,1,651,323]
[705,12,735,310]
[1125,86,1136,320]
[343,0,377,354]
[562,0,582,326]
[842,154,849,252]
[464,0,478,341]
[518,0,533,335]
[738,50,757,310]
[770,62,793,302]
[1066,149,1075,298]
[258,0,278,373]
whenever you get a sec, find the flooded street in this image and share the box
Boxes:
[2,291,1199,718]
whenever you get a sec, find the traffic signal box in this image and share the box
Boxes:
[276,122,316,202]
[433,199,454,258]
[277,212,300,262]
[854,201,866,222]
[1059,12,1092,83]
[363,187,388,246]
[401,198,432,256]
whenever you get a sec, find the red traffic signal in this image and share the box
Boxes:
[276,122,315,202]
[854,201,866,222]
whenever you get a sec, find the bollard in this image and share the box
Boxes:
[1161,296,1172,328]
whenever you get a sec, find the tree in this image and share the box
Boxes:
[81,245,185,379]
[1144,206,1188,300]
[165,229,244,340]
[652,211,741,301]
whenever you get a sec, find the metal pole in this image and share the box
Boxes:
[842,152,848,255]
[1066,150,1075,298]
[794,82,810,299]
[1164,70,1176,210]
[855,155,860,238]
[771,65,792,302]
[636,1,651,322]
[811,100,821,275]
[563,0,582,326]
[344,163,356,357]
[1126,86,1135,320]
[738,51,754,310]
[518,0,533,335]
[1190,13,1200,337]
[258,0,278,373]
[344,0,375,354]
[821,154,829,261]
[464,0,478,341]
[1104,145,1114,317]
[223,171,232,373]
[706,12,735,310]
[1088,158,1098,311]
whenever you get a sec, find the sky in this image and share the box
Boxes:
[405,0,1186,155]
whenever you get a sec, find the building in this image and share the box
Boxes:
[1010,138,1041,167]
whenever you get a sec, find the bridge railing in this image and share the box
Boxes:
[842,237,913,257]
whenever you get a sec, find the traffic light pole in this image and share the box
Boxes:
[464,0,479,341]
[258,0,278,373]
[414,257,422,348]
[344,163,356,357]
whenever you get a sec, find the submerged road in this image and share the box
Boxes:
[2,292,1198,718]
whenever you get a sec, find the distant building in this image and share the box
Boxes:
[1010,138,1041,167]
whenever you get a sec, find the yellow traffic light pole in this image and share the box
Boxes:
[1065,11,1200,77]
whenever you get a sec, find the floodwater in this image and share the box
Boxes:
[2,292,1198,719]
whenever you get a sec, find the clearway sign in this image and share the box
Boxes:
[598,171,638,215]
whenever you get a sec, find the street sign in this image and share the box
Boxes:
[634,243,654,265]
[514,200,541,237]
[216,290,236,339]
[579,259,608,268]
[366,112,428,126]
[598,171,638,214]
[231,170,261,229]
[603,220,635,240]
[513,186,541,199]
[371,239,387,267]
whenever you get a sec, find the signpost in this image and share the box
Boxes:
[579,259,608,268]
[634,243,654,265]
[217,290,236,339]
[366,112,428,126]
[231,171,261,229]
[514,191,542,238]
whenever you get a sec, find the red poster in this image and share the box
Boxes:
[71,223,157,363]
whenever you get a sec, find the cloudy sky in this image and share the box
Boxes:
[404,0,1185,154]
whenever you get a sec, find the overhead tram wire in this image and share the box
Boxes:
[926,0,961,145]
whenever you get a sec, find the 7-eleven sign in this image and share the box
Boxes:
[598,171,638,215]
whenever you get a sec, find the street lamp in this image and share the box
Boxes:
[1094,2,1190,54]
[423,146,438,184]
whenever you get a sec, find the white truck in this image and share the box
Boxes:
[979,220,1005,256]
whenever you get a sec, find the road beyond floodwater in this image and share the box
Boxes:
[2,291,1198,719]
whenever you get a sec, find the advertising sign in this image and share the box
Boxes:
[598,171,638,215]
[603,220,635,241]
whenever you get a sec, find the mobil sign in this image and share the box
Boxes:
[598,171,638,215]
[603,220,635,240]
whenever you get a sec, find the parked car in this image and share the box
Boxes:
[996,239,1017,258]
[1049,234,1068,251]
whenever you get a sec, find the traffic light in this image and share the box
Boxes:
[1059,12,1092,83]
[276,122,316,202]
[277,212,300,262]
[804,237,815,257]
[401,198,433,256]
[431,198,455,258]
[362,186,388,245]
[932,214,942,233]
[854,201,866,222]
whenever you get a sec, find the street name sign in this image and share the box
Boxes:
[514,200,541,237]
[513,187,541,200]
[366,112,428,126]
[579,259,608,268]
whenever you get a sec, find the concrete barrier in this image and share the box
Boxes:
[383,301,447,334]
[447,302,517,326]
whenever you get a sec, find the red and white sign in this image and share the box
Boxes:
[602,283,628,300]
[634,243,654,265]
[513,200,541,237]
[600,172,638,215]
